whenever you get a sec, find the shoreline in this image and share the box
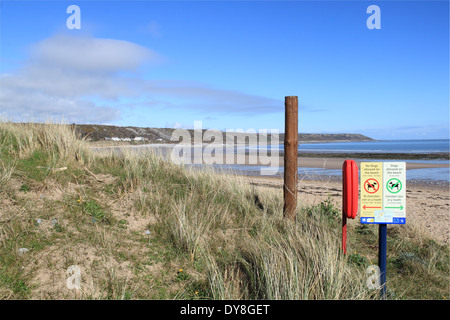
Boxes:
[294,152,449,160]
[90,143,450,162]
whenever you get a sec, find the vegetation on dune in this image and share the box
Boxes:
[0,121,448,299]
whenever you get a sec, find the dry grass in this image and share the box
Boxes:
[0,121,91,166]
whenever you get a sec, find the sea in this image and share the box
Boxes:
[223,139,450,184]
[296,139,450,154]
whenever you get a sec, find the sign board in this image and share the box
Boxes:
[360,162,383,222]
[360,162,406,224]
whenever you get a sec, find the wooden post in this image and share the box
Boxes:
[283,96,298,220]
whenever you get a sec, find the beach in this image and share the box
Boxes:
[294,157,449,170]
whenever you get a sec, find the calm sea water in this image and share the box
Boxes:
[296,139,449,154]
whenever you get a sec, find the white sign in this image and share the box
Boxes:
[382,162,406,224]
[360,162,406,224]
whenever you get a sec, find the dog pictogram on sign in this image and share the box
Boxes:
[364,179,379,194]
[386,178,402,193]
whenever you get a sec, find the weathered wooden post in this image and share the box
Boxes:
[283,96,298,220]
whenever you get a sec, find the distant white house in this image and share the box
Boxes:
[111,137,129,141]
[105,136,146,142]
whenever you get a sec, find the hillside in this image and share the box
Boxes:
[73,124,374,143]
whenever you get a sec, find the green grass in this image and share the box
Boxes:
[0,121,448,300]
[80,199,113,224]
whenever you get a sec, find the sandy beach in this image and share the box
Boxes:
[295,157,449,170]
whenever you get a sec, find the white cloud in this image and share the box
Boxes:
[0,34,160,123]
[143,80,283,115]
[30,35,160,72]
[0,34,285,125]
[0,78,119,123]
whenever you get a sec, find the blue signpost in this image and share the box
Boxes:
[378,224,387,299]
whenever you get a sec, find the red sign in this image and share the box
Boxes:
[364,178,379,194]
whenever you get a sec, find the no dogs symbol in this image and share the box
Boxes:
[364,179,379,194]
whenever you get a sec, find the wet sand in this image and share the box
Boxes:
[92,143,449,169]
[295,157,449,170]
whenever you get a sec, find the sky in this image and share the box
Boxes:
[0,0,448,140]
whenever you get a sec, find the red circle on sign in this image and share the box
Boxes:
[364,179,379,194]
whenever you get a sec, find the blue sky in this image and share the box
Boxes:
[0,0,448,140]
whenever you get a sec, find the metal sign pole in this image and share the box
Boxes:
[342,213,347,254]
[378,223,387,299]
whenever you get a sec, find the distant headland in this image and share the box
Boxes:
[72,124,375,144]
